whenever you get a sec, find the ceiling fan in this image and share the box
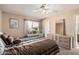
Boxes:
[33,4,52,14]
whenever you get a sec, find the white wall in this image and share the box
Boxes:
[0,10,2,32]
[76,15,79,33]
[67,15,76,48]
[75,15,79,48]
[2,12,25,37]
[42,18,50,37]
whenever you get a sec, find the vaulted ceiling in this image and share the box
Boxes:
[0,4,79,19]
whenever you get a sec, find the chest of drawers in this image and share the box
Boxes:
[55,35,72,49]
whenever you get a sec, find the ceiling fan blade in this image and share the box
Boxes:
[48,10,52,12]
[33,10,40,12]
[33,9,42,12]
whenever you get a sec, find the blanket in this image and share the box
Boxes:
[3,39,59,55]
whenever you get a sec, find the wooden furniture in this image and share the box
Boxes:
[57,35,72,49]
[47,34,72,49]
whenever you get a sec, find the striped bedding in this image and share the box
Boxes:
[3,39,59,55]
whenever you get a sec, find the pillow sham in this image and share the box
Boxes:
[0,34,12,45]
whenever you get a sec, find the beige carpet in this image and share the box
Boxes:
[57,48,79,55]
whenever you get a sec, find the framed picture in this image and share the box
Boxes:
[9,18,19,29]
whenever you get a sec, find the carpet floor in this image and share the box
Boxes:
[57,48,79,55]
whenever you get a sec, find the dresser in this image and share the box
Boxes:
[59,37,72,49]
[47,34,72,49]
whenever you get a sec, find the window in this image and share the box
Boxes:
[24,20,39,34]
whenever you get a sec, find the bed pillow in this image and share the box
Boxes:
[13,40,21,45]
[0,33,13,45]
[0,34,9,45]
[0,38,5,54]
[6,36,13,45]
[8,36,14,43]
[0,32,3,35]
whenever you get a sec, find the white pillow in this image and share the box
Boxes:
[0,38,5,55]
[9,36,14,43]
[0,32,3,35]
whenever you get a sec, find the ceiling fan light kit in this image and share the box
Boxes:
[42,9,48,14]
[41,4,49,14]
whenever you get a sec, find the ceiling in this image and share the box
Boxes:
[0,4,79,20]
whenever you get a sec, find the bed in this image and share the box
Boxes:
[3,38,59,55]
[0,33,59,55]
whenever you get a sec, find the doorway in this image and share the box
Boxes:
[56,23,63,35]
